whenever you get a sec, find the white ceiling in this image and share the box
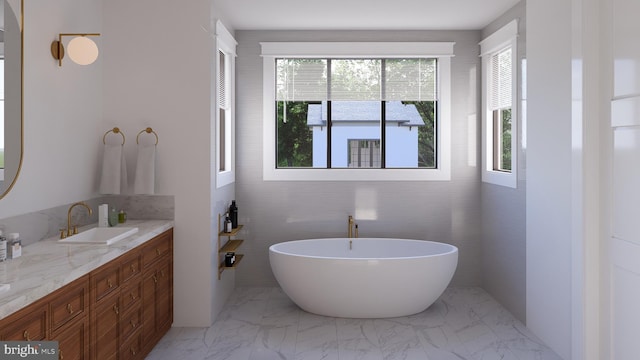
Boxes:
[213,0,521,31]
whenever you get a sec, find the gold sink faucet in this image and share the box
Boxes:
[348,215,354,238]
[63,202,93,238]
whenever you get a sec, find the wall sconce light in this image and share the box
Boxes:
[51,33,101,67]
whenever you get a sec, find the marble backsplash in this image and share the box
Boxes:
[0,195,174,247]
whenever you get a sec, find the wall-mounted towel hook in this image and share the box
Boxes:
[103,127,125,145]
[136,127,159,145]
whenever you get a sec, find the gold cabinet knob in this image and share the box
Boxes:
[67,303,74,314]
[23,330,30,341]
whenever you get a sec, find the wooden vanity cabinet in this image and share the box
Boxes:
[0,228,173,360]
[0,275,90,360]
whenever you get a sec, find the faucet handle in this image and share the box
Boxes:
[73,225,79,235]
[59,229,67,239]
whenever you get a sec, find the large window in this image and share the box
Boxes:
[480,21,518,188]
[262,42,453,181]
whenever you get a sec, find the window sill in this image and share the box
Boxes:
[482,170,517,188]
[263,167,450,182]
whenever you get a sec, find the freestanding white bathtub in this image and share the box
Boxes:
[269,238,458,318]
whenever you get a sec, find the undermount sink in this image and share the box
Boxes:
[58,227,139,245]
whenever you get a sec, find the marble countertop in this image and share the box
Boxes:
[0,219,174,320]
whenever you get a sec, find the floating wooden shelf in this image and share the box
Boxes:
[218,224,243,237]
[219,239,243,253]
[217,213,244,280]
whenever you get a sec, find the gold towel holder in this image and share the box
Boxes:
[103,127,125,145]
[136,127,159,145]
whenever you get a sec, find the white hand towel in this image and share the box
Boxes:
[134,144,156,194]
[99,145,128,194]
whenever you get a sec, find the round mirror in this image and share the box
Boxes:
[0,0,23,200]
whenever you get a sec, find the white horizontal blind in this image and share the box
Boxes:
[331,59,381,100]
[276,58,437,101]
[277,59,328,101]
[385,58,437,101]
[491,47,512,110]
[218,50,227,108]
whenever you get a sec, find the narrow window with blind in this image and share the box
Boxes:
[480,19,518,188]
[215,20,236,188]
[490,48,512,173]
[275,57,438,169]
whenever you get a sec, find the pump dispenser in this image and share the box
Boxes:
[229,200,238,229]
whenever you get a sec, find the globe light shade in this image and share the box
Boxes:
[67,36,99,65]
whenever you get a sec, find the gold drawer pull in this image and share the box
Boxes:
[113,305,119,315]
[156,248,161,256]
[130,348,137,356]
[67,303,74,314]
[23,330,31,341]
[130,292,137,300]
[130,320,137,328]
[153,275,158,284]
[107,278,113,288]
[130,264,137,273]
[59,350,64,360]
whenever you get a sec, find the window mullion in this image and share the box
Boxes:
[327,59,332,168]
[381,59,386,168]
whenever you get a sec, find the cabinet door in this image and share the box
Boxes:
[92,295,120,360]
[55,318,89,360]
[142,267,158,348]
[155,259,173,334]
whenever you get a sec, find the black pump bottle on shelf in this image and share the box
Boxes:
[229,200,238,229]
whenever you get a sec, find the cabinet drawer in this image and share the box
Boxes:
[50,278,88,331]
[120,280,142,313]
[120,331,143,360]
[119,306,142,344]
[93,263,120,302]
[142,231,172,268]
[121,253,142,284]
[1,303,48,341]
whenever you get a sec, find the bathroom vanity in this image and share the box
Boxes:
[0,220,173,360]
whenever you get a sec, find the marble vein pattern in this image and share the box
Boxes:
[146,287,562,360]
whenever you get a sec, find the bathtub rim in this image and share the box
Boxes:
[269,238,458,261]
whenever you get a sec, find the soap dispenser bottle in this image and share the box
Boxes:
[229,200,238,229]
[109,208,118,227]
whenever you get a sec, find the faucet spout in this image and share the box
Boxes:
[66,202,93,238]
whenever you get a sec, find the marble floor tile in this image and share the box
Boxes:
[146,287,562,360]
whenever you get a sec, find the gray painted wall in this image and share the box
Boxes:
[480,0,527,323]
[234,30,483,287]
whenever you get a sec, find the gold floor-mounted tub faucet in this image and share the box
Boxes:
[348,215,359,250]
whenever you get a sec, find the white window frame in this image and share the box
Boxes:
[215,21,237,188]
[261,42,454,181]
[480,20,518,188]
